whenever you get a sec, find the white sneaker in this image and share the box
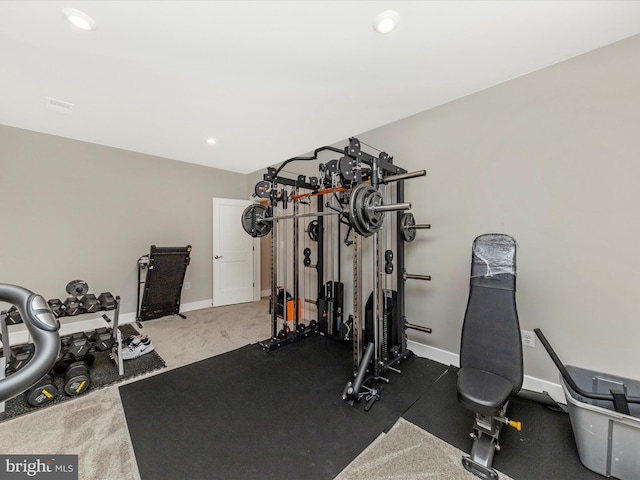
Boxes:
[124,333,148,346]
[121,335,154,360]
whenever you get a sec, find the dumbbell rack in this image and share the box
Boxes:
[57,295,124,376]
[1,295,125,382]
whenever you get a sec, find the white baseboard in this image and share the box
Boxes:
[407,339,566,405]
[118,298,214,325]
[181,299,214,313]
[407,339,459,367]
[0,299,216,347]
[261,289,270,298]
[521,374,566,405]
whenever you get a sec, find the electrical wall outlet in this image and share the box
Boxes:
[521,330,536,348]
[184,282,191,290]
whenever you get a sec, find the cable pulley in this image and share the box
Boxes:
[254,181,272,199]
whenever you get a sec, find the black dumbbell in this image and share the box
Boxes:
[97,292,117,310]
[63,296,81,316]
[10,344,35,372]
[4,306,23,325]
[65,333,92,357]
[79,293,99,314]
[26,374,58,407]
[63,361,91,396]
[89,327,115,351]
[47,299,65,318]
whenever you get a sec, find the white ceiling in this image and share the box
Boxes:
[1,1,640,174]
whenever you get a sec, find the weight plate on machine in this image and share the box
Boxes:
[348,185,369,236]
[307,220,319,242]
[349,184,384,237]
[241,204,272,238]
[66,280,89,296]
[254,180,272,199]
[400,212,416,242]
[364,188,384,230]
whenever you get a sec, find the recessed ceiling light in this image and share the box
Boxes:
[373,10,399,34]
[62,7,97,31]
[207,138,217,145]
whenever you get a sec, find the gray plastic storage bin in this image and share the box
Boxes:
[561,365,640,480]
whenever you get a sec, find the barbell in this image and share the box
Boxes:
[241,183,411,238]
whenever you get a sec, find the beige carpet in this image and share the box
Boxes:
[337,418,514,480]
[0,299,514,480]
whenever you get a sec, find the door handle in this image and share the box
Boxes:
[215,255,223,259]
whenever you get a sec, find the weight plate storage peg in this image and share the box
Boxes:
[241,204,272,238]
[66,279,89,297]
[63,362,91,396]
[26,374,58,407]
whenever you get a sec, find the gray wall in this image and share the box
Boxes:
[353,35,640,383]
[0,125,248,315]
[4,33,638,386]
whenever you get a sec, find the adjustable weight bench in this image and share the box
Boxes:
[457,234,523,479]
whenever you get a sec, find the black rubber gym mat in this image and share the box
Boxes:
[0,324,166,423]
[119,335,449,480]
[402,368,603,480]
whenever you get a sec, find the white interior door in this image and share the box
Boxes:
[212,198,257,307]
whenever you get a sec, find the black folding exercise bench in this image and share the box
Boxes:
[457,234,523,479]
[137,245,191,327]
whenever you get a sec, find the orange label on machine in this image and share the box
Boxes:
[278,299,302,321]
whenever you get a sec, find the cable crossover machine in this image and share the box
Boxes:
[241,137,432,410]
